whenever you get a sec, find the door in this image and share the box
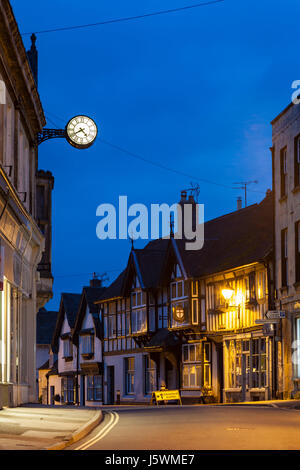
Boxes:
[107,366,115,404]
[80,375,85,406]
[217,343,224,403]
[50,386,55,405]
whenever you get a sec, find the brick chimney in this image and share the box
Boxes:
[90,273,102,288]
[177,191,197,238]
[237,197,242,210]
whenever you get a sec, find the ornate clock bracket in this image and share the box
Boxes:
[37,128,66,145]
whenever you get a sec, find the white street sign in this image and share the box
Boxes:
[255,319,280,324]
[265,310,285,320]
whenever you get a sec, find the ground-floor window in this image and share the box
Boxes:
[87,375,102,401]
[144,355,156,394]
[61,377,75,403]
[226,337,267,389]
[124,357,135,394]
[294,318,300,378]
[182,343,211,389]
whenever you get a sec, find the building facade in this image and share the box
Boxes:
[0,0,53,407]
[272,99,300,398]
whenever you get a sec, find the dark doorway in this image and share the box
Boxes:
[50,386,55,405]
[107,366,115,404]
[216,343,224,403]
[80,375,85,406]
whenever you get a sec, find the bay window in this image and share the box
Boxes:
[182,343,211,389]
[81,334,94,355]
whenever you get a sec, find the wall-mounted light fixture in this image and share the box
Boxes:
[222,283,234,301]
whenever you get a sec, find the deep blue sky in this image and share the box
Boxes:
[11,0,299,310]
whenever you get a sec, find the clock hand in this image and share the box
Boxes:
[78,127,88,137]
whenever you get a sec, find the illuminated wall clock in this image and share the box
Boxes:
[65,115,98,149]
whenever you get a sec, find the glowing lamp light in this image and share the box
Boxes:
[222,284,234,301]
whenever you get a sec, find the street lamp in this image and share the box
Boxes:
[222,283,234,301]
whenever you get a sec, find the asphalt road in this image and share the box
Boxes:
[67,405,300,450]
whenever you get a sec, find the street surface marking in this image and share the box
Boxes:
[75,411,119,450]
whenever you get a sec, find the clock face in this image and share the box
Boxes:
[66,115,97,149]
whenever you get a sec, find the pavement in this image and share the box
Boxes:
[0,399,300,450]
[0,405,102,450]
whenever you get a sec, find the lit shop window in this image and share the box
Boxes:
[182,343,211,389]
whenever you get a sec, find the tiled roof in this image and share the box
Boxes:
[82,286,106,313]
[61,293,82,328]
[94,193,273,302]
[96,270,126,302]
[51,293,82,352]
[38,359,50,370]
[36,309,58,345]
[178,193,273,278]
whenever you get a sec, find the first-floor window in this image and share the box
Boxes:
[131,309,146,333]
[87,375,102,401]
[63,338,72,358]
[125,357,135,394]
[62,377,75,403]
[144,355,156,394]
[81,334,94,355]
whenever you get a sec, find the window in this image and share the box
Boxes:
[226,338,266,389]
[192,299,199,324]
[125,357,135,394]
[108,315,116,338]
[182,343,211,389]
[207,285,215,310]
[62,377,75,403]
[131,309,147,333]
[252,339,266,388]
[295,221,300,283]
[63,338,72,358]
[281,228,288,287]
[170,280,185,299]
[295,135,300,187]
[294,319,300,378]
[81,334,94,355]
[144,356,156,394]
[280,147,288,197]
[257,271,267,300]
[87,375,102,401]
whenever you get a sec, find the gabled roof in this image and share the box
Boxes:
[177,192,273,278]
[61,293,82,327]
[38,359,50,370]
[51,293,81,353]
[95,193,273,304]
[122,245,168,295]
[73,286,106,343]
[36,308,58,345]
[95,270,126,303]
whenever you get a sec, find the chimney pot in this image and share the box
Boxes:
[181,190,187,201]
[237,197,242,210]
[90,278,102,288]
